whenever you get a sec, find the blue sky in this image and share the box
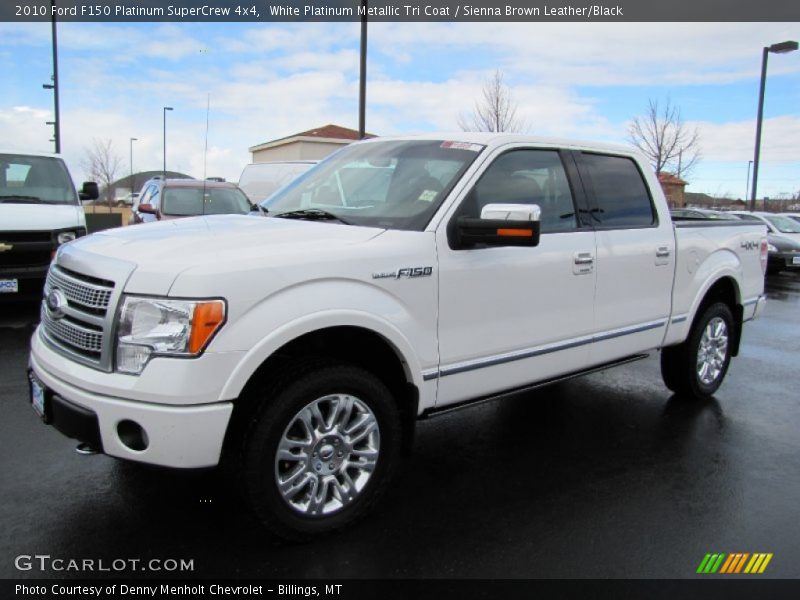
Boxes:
[1,21,798,199]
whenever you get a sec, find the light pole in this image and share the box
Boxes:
[40,0,62,152]
[163,106,173,178]
[745,160,753,204]
[129,137,138,198]
[358,0,367,139]
[750,40,798,211]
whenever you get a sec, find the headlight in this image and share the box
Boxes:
[57,231,77,245]
[768,243,778,253]
[116,296,226,374]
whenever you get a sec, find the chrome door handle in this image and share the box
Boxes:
[656,247,671,258]
[574,252,594,265]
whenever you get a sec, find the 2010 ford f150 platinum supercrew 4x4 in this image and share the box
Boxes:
[29,134,767,538]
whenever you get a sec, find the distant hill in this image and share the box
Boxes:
[685,192,746,209]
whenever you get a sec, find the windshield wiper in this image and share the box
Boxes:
[250,203,269,216]
[273,208,350,225]
[0,195,42,204]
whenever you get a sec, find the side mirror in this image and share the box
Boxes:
[137,203,156,214]
[456,203,541,248]
[79,181,99,201]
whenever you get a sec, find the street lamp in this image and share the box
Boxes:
[358,0,368,139]
[129,137,138,199]
[163,106,173,178]
[750,40,798,211]
[40,0,62,153]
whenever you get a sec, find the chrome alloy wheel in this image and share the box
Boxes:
[696,316,729,386]
[274,394,380,516]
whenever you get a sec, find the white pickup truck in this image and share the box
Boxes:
[28,134,767,539]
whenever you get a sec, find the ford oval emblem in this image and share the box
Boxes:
[46,288,68,319]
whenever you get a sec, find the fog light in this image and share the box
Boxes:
[117,420,149,451]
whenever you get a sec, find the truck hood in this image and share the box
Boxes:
[65,215,385,295]
[0,203,85,231]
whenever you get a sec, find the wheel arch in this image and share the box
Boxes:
[689,275,743,357]
[221,318,422,457]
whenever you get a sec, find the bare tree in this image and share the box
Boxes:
[81,138,122,205]
[628,98,701,179]
[458,70,526,133]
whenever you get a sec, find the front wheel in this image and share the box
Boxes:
[660,302,734,400]
[240,363,401,540]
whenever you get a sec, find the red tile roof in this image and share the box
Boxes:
[658,172,687,185]
[293,124,376,140]
[250,124,377,152]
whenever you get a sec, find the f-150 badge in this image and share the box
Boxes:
[372,267,433,279]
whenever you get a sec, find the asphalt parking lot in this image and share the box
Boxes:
[1,272,799,580]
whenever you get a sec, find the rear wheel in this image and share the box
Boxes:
[660,302,734,400]
[239,362,401,540]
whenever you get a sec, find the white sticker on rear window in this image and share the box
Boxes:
[440,141,484,152]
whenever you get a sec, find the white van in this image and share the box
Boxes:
[238,160,316,204]
[0,151,97,301]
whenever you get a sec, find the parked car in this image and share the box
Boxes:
[29,134,767,539]
[730,211,800,239]
[238,160,316,203]
[0,151,97,301]
[729,211,800,274]
[118,192,139,206]
[129,178,255,224]
[778,212,800,225]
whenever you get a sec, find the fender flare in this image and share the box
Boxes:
[218,309,426,401]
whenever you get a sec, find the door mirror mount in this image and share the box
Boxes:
[456,203,542,249]
[78,181,99,201]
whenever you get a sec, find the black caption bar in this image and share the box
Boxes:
[5,579,800,600]
[3,0,799,22]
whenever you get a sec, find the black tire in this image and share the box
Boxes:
[239,361,401,541]
[660,302,735,400]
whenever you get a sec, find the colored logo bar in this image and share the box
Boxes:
[697,553,773,574]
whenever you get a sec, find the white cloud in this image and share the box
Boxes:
[2,21,797,198]
[216,23,359,55]
[0,106,53,153]
[695,116,800,163]
[371,22,800,87]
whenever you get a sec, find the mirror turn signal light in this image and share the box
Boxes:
[497,228,533,237]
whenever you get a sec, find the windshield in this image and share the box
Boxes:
[0,154,78,205]
[263,140,484,231]
[162,186,252,216]
[764,214,800,234]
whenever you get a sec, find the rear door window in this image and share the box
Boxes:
[579,153,655,228]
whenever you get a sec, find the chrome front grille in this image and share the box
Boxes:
[41,263,118,369]
[40,306,103,355]
[46,265,113,311]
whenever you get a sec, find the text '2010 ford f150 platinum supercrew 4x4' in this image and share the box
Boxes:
[29,134,767,539]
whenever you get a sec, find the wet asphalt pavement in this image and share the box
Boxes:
[1,273,799,580]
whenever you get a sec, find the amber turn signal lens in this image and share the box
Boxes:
[188,301,226,354]
[496,228,533,237]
